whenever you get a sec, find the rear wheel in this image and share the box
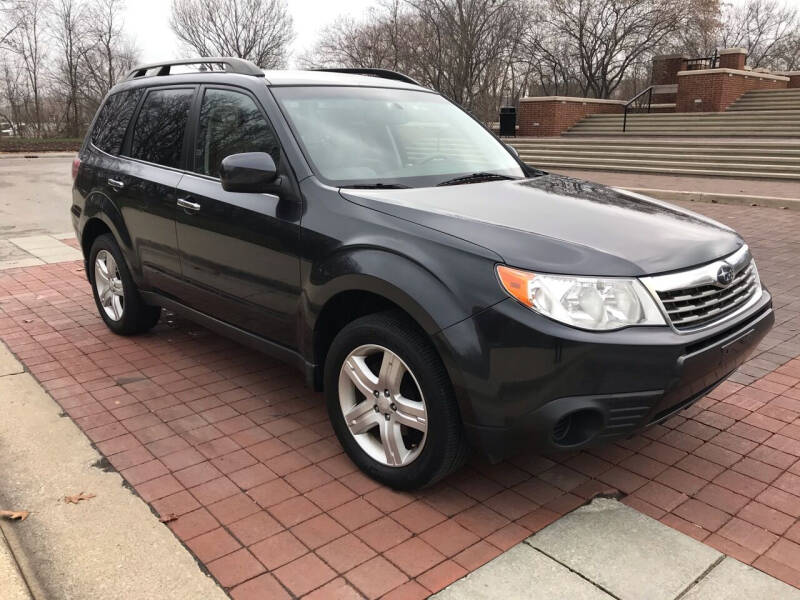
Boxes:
[325,311,468,489]
[88,234,160,335]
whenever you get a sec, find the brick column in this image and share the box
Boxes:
[782,72,800,88]
[517,97,624,137]
[651,55,688,86]
[719,48,747,70]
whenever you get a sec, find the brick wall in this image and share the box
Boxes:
[676,70,789,112]
[652,55,688,86]
[786,73,800,88]
[719,49,747,70]
[517,98,624,137]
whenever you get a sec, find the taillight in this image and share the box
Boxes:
[71,156,81,180]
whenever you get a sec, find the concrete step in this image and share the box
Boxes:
[511,143,800,155]
[516,155,799,173]
[510,139,800,149]
[575,120,800,128]
[574,117,800,125]
[516,150,800,163]
[727,106,800,112]
[739,89,800,96]
[586,112,800,120]
[728,100,800,107]
[567,129,800,135]
[569,121,800,128]
[522,160,800,179]
[729,98,800,104]
[562,130,800,137]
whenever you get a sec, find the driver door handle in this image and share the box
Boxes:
[107,178,125,190]
[177,198,201,212]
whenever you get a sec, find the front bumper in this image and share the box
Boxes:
[434,290,774,462]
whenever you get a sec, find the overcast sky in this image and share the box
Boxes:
[124,0,375,67]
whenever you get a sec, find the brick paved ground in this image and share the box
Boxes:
[0,201,799,598]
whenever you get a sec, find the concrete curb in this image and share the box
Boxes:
[0,341,228,600]
[0,524,34,600]
[626,187,800,211]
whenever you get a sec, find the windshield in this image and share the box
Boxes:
[272,86,525,188]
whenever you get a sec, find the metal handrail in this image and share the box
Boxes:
[686,49,719,71]
[622,86,654,132]
[126,57,264,80]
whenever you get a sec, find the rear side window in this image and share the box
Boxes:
[91,89,143,155]
[194,88,279,178]
[128,88,194,168]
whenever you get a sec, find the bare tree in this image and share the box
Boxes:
[51,0,87,137]
[303,0,529,120]
[8,0,48,135]
[299,4,411,71]
[79,0,138,112]
[718,0,799,69]
[675,0,722,57]
[537,0,690,99]
[0,0,23,48]
[170,0,295,68]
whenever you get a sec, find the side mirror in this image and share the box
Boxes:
[219,152,278,193]
[505,143,519,158]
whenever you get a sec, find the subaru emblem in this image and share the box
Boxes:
[717,264,734,286]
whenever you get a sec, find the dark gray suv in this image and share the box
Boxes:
[71,57,773,489]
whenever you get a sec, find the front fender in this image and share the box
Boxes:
[305,247,467,335]
[300,245,505,404]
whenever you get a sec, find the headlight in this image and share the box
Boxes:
[496,265,666,331]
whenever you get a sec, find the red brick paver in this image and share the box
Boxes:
[1,201,799,596]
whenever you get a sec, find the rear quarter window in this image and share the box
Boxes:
[91,89,143,155]
[127,88,195,169]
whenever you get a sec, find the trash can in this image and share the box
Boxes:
[499,106,516,137]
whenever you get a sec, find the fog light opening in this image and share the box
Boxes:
[552,409,604,447]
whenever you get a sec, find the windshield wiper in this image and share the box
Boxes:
[436,172,516,187]
[343,183,411,190]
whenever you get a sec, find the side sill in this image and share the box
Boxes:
[139,291,316,384]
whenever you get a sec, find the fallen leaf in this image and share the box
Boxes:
[0,509,30,521]
[64,492,96,504]
[159,513,177,523]
[22,319,33,323]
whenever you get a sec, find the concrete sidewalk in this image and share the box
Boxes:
[436,499,800,599]
[549,168,800,201]
[0,341,227,600]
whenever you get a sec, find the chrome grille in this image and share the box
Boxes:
[641,246,762,333]
[657,262,757,329]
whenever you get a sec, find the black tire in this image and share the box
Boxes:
[88,234,161,335]
[324,310,469,490]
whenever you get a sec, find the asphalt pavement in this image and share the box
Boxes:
[0,155,74,239]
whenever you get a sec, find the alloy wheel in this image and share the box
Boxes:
[94,250,125,321]
[338,344,428,467]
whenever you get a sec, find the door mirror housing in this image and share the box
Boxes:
[505,143,519,158]
[219,152,278,193]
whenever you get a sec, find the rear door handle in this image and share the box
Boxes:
[177,198,201,212]
[107,178,125,190]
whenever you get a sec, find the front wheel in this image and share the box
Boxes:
[324,311,468,489]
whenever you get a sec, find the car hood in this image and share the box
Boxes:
[339,174,743,276]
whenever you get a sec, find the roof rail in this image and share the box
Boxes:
[312,68,422,87]
[126,57,264,80]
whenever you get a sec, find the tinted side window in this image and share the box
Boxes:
[194,88,279,178]
[128,88,194,168]
[91,89,143,155]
